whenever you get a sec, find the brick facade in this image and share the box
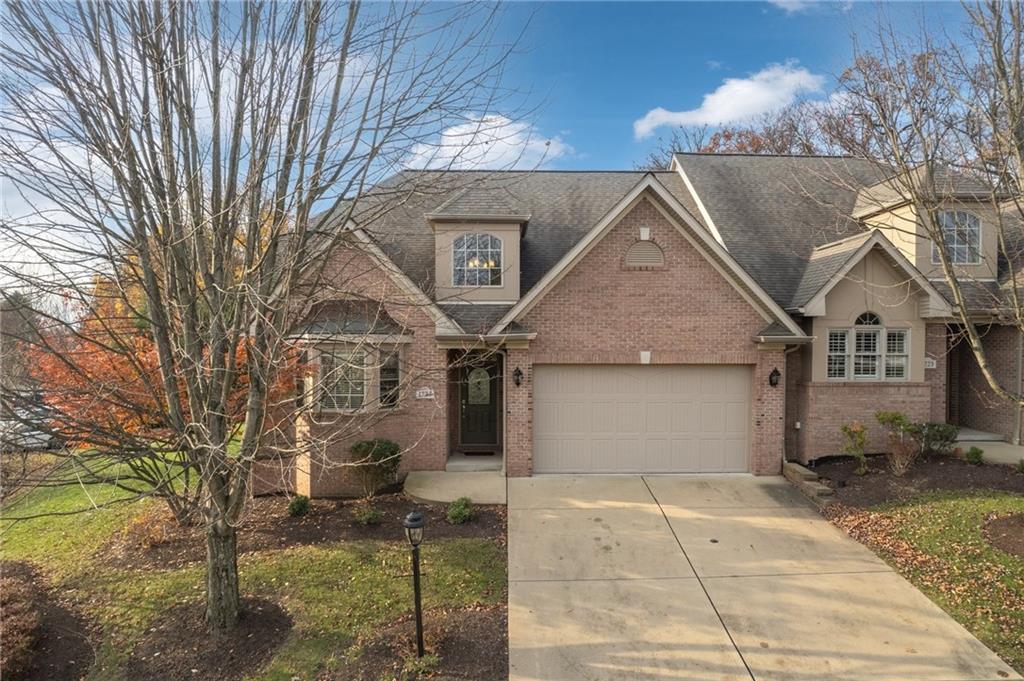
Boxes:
[291,243,451,497]
[956,325,1023,444]
[514,196,785,476]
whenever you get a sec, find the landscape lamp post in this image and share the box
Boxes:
[402,511,426,657]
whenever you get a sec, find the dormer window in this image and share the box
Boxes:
[454,233,503,286]
[931,211,981,265]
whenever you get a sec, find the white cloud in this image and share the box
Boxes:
[633,62,826,139]
[768,0,813,13]
[404,115,571,170]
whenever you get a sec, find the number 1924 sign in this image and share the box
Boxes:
[414,387,436,400]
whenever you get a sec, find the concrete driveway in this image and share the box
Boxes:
[508,475,1020,681]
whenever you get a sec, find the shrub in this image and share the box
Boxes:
[288,494,310,517]
[446,496,474,524]
[1018,459,1024,475]
[351,438,402,498]
[965,446,984,466]
[354,504,382,526]
[840,421,869,475]
[0,575,41,678]
[875,411,920,476]
[914,422,959,456]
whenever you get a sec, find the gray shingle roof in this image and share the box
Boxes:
[427,185,530,221]
[790,232,873,309]
[438,303,514,335]
[853,164,1003,218]
[673,153,887,307]
[297,300,403,336]
[347,171,695,301]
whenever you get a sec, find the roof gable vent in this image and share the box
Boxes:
[624,240,665,269]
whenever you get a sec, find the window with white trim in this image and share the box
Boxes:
[379,351,401,408]
[453,233,502,286]
[826,312,909,381]
[320,349,365,409]
[931,211,981,265]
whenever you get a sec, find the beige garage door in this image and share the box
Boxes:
[533,365,751,473]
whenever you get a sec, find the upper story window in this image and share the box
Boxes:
[931,210,981,265]
[827,312,908,381]
[453,233,502,287]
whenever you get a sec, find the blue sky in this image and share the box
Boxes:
[484,1,969,169]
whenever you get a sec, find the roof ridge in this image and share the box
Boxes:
[673,151,858,159]
[809,230,873,255]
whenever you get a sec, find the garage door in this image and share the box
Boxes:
[533,365,751,473]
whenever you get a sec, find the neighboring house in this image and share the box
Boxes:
[255,153,1023,497]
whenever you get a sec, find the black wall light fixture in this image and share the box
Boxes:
[512,367,523,386]
[768,367,781,387]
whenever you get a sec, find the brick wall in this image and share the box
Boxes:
[925,323,949,424]
[514,195,785,475]
[293,243,450,498]
[956,324,1023,443]
[792,382,933,461]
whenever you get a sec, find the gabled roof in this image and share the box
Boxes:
[790,232,874,309]
[489,173,806,338]
[793,230,952,318]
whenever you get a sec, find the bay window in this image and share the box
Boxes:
[826,312,909,381]
[318,345,402,411]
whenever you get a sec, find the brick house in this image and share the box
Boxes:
[256,154,1023,497]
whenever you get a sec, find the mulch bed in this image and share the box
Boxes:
[333,605,507,681]
[813,453,1024,508]
[103,493,507,570]
[985,513,1024,558]
[121,598,291,681]
[0,561,95,681]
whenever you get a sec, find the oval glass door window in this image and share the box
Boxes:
[467,367,491,405]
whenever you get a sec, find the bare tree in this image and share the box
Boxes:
[815,1,1023,408]
[0,0,524,629]
[637,104,825,169]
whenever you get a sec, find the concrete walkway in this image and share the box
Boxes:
[403,470,506,504]
[508,475,1020,681]
[959,440,1024,467]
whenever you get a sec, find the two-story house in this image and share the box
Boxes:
[256,153,1023,497]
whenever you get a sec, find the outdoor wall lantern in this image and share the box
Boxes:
[512,367,523,386]
[768,367,781,387]
[402,511,426,657]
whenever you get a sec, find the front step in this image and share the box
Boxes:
[445,452,502,472]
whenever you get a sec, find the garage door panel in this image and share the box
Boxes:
[533,365,750,474]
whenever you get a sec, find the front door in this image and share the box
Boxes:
[460,362,499,448]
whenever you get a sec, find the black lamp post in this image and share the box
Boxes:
[402,511,426,657]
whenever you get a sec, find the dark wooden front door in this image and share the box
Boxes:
[460,363,499,447]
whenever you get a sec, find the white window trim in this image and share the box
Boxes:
[826,327,911,382]
[315,344,403,413]
[930,210,982,266]
[452,233,505,288]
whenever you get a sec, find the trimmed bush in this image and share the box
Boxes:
[1018,459,1024,475]
[350,439,402,498]
[876,411,920,476]
[914,422,959,456]
[965,447,984,466]
[446,496,474,524]
[287,494,310,517]
[840,421,869,475]
[354,504,382,526]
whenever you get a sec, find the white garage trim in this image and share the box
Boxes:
[532,365,752,474]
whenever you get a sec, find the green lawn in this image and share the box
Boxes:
[1,479,506,680]
[841,491,1024,673]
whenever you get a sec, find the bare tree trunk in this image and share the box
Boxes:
[205,519,240,630]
